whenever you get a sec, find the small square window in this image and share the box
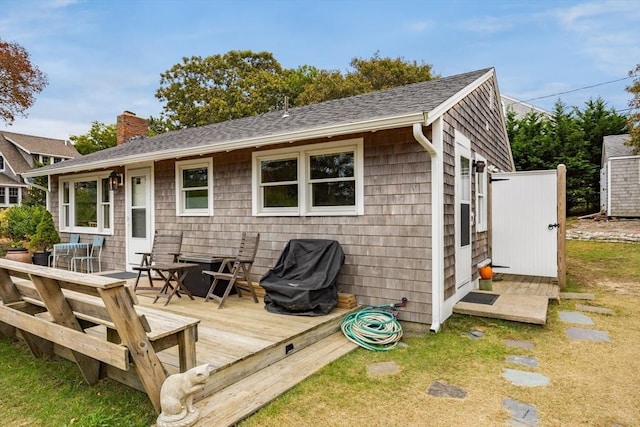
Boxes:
[176,158,213,216]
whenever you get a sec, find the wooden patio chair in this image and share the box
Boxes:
[203,232,260,309]
[133,231,183,291]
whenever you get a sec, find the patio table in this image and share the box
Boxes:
[151,262,198,305]
[51,242,90,269]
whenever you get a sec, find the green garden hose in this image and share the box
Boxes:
[341,306,403,351]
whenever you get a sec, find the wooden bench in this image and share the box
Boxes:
[0,259,200,413]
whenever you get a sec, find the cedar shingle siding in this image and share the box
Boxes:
[609,157,640,217]
[41,68,514,326]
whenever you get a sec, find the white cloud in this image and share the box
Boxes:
[461,15,519,34]
[407,20,435,33]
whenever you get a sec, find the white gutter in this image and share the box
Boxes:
[412,120,444,333]
[23,112,426,178]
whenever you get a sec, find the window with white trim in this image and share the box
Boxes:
[8,188,19,204]
[253,138,364,216]
[175,158,213,216]
[0,188,5,205]
[475,153,488,232]
[0,156,4,171]
[59,174,113,234]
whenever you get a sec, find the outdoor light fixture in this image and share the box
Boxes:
[108,171,122,191]
[473,160,486,173]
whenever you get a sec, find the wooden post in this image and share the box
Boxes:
[557,164,567,290]
[31,275,101,384]
[99,286,166,414]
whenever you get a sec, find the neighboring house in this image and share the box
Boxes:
[25,68,515,330]
[600,134,640,217]
[501,94,548,119]
[0,131,80,207]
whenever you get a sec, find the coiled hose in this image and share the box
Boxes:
[341,306,403,351]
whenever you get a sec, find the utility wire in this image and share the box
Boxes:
[522,76,633,103]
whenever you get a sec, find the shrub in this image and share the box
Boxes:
[29,210,60,252]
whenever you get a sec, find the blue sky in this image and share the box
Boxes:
[1,0,639,140]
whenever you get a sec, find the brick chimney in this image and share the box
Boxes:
[116,111,148,145]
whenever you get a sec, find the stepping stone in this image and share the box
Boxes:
[560,292,595,300]
[566,327,611,342]
[503,398,539,426]
[427,381,467,399]
[576,304,616,316]
[503,369,550,387]
[558,311,595,325]
[366,361,400,376]
[504,339,535,350]
[507,355,539,368]
[464,330,484,340]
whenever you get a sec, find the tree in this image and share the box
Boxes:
[297,52,435,105]
[155,51,436,128]
[508,98,627,215]
[626,64,640,152]
[156,50,286,128]
[69,121,117,155]
[0,39,48,125]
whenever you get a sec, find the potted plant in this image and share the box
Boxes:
[29,210,60,266]
[4,240,32,263]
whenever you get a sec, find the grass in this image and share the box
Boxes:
[1,239,639,426]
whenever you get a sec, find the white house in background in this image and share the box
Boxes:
[0,131,80,207]
[600,134,640,217]
[501,94,548,119]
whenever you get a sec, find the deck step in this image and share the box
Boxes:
[192,332,358,426]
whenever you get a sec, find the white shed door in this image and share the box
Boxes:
[491,170,558,278]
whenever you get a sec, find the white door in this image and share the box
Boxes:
[455,131,473,294]
[126,167,153,271]
[491,170,558,277]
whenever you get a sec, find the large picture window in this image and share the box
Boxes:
[176,158,213,216]
[253,139,364,216]
[59,173,113,233]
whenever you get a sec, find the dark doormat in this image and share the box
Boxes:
[460,292,499,305]
[100,271,138,280]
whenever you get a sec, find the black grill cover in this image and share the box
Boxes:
[260,239,345,316]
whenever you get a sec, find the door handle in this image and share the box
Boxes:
[548,223,560,230]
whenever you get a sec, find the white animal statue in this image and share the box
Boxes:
[156,363,215,427]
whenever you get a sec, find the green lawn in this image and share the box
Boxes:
[1,239,639,426]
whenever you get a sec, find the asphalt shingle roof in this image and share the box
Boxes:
[602,134,633,165]
[34,67,492,175]
[0,131,79,158]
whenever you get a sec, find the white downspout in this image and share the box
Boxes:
[412,121,444,332]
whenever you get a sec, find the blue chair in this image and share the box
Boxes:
[50,234,80,269]
[72,236,105,273]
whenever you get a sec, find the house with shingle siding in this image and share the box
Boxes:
[600,134,640,217]
[25,68,515,330]
[0,131,79,207]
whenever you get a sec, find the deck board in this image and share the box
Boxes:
[453,274,558,324]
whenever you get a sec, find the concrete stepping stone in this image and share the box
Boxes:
[463,330,484,340]
[576,304,616,316]
[504,339,535,350]
[503,398,539,426]
[558,311,594,325]
[566,327,611,342]
[427,381,467,399]
[366,361,400,376]
[503,369,550,387]
[507,355,539,368]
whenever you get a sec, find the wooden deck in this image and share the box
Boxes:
[121,278,358,425]
[453,274,559,325]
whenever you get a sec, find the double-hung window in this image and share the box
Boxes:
[175,158,213,216]
[59,173,113,234]
[475,153,488,232]
[253,138,364,216]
